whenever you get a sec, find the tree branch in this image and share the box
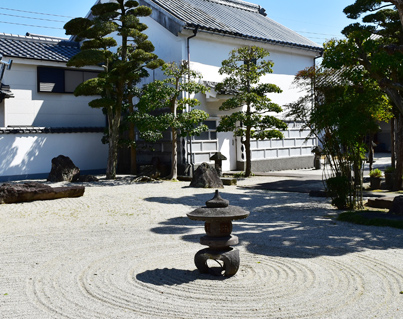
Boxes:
[369,4,394,11]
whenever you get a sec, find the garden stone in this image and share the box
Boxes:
[189,162,223,188]
[47,155,80,182]
[388,195,403,215]
[0,182,85,204]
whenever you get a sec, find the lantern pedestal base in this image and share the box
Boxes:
[194,247,240,277]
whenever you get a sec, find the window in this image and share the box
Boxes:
[193,120,217,140]
[37,67,98,93]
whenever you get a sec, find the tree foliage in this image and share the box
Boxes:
[135,61,209,180]
[322,0,403,189]
[64,0,163,179]
[215,46,287,177]
[286,66,391,209]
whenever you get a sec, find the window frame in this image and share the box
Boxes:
[37,66,99,94]
[192,119,218,141]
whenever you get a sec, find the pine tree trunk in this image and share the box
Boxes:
[106,111,121,180]
[170,127,178,180]
[391,117,396,168]
[128,120,137,175]
[130,145,137,175]
[396,2,403,32]
[393,113,403,190]
[368,137,374,172]
[245,126,252,177]
[106,133,118,179]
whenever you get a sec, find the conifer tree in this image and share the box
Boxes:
[216,46,287,177]
[136,61,209,180]
[64,0,163,179]
[324,0,403,189]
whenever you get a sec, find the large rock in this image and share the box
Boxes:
[47,155,80,182]
[388,195,403,215]
[190,162,224,188]
[0,182,85,204]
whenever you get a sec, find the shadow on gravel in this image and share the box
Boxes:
[19,176,164,188]
[247,179,324,193]
[136,268,229,285]
[145,189,403,259]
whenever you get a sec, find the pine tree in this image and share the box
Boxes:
[136,61,209,180]
[216,46,287,177]
[64,0,163,179]
[324,0,403,189]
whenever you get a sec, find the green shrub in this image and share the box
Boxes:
[326,175,351,209]
[385,166,395,173]
[369,168,382,178]
[337,211,403,229]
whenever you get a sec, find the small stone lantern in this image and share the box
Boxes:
[187,190,249,277]
[209,152,227,176]
[312,146,322,170]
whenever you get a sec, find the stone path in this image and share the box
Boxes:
[0,178,402,318]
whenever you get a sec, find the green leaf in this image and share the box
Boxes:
[125,1,139,8]
[67,50,106,67]
[129,6,152,18]
[63,0,165,179]
[88,98,115,109]
[91,3,120,16]
[64,18,93,36]
[74,77,105,97]
[81,38,117,50]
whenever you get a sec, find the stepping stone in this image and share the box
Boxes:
[366,197,394,209]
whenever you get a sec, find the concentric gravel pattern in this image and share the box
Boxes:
[1,179,403,318]
[23,240,403,319]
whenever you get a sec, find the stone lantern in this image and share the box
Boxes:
[209,152,227,176]
[187,190,249,277]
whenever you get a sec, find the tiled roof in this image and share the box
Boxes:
[146,0,322,52]
[0,34,80,63]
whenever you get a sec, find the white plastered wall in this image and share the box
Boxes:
[2,59,105,128]
[0,132,108,180]
[184,33,319,171]
[0,58,108,179]
[141,17,320,172]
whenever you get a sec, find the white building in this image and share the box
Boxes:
[133,0,323,172]
[0,0,324,180]
[0,33,108,181]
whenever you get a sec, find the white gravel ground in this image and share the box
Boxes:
[0,176,402,318]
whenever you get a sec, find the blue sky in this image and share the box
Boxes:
[0,0,356,45]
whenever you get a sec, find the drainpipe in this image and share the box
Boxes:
[186,26,199,176]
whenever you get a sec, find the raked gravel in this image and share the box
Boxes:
[0,176,402,318]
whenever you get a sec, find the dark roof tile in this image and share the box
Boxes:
[148,0,322,52]
[0,34,80,62]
